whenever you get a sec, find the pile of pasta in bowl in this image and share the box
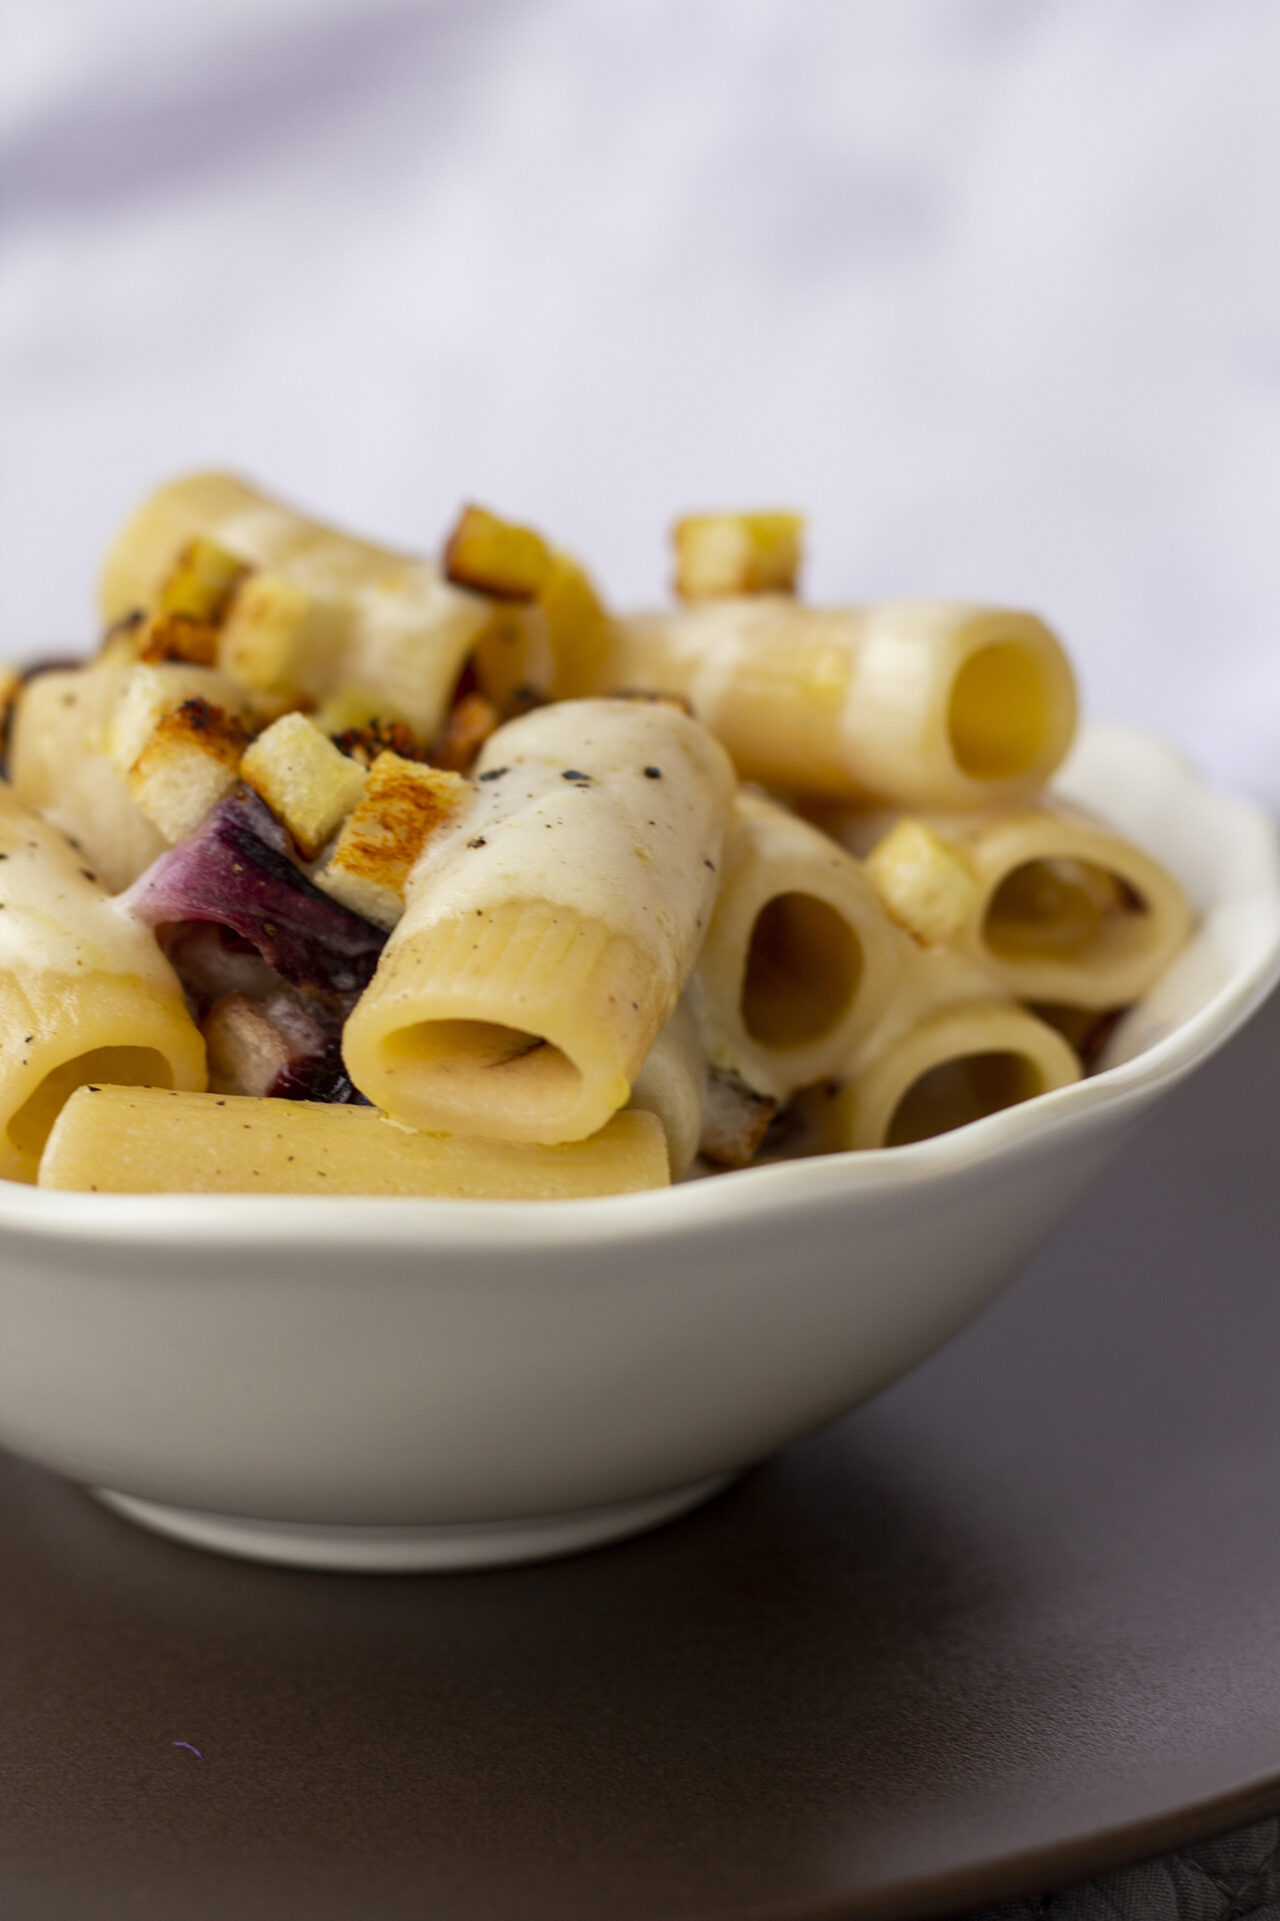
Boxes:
[0,477,1191,1196]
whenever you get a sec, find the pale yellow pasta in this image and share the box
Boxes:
[342,699,736,1144]
[691,790,908,1102]
[850,804,1194,1009]
[601,598,1077,807]
[804,999,1082,1152]
[99,472,503,738]
[0,786,206,1180]
[9,653,168,893]
[38,1088,668,1197]
[628,1000,705,1179]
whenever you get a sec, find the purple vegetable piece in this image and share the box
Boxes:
[125,787,386,995]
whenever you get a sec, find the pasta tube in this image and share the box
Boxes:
[38,1088,669,1198]
[342,699,736,1144]
[602,598,1077,807]
[0,786,206,1181]
[99,472,501,738]
[9,654,168,893]
[628,999,705,1179]
[692,790,908,1101]
[806,999,1082,1152]
[857,805,1194,1009]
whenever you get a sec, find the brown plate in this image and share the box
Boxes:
[2,988,1279,1921]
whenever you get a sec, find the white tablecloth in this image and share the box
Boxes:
[2,0,1277,804]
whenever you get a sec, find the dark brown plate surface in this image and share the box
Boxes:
[2,989,1279,1921]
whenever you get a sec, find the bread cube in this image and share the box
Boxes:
[217,572,348,705]
[109,662,251,777]
[432,692,501,774]
[443,505,554,601]
[672,511,804,601]
[865,819,980,946]
[240,712,368,859]
[137,609,220,667]
[699,1068,778,1168]
[315,753,470,929]
[127,697,250,844]
[158,538,250,624]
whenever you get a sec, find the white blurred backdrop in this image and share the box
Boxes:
[2,0,1277,800]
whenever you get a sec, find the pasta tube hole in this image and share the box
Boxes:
[983,860,1145,961]
[741,893,864,1048]
[8,1047,175,1161]
[885,1050,1043,1148]
[947,642,1048,780]
[382,1020,581,1129]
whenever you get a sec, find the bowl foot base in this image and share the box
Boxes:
[92,1472,736,1572]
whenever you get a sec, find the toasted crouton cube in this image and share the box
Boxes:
[109,661,251,777]
[127,697,250,843]
[432,692,501,774]
[241,712,368,859]
[217,572,348,705]
[0,665,21,742]
[329,717,428,769]
[137,609,221,667]
[699,1068,779,1168]
[443,505,555,601]
[159,538,250,625]
[672,511,805,601]
[315,754,470,928]
[865,819,980,946]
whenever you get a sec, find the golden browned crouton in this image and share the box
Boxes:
[330,716,428,769]
[699,1068,779,1168]
[240,712,368,859]
[158,538,250,625]
[432,692,501,773]
[315,754,470,928]
[865,819,981,947]
[137,609,221,667]
[443,505,555,601]
[127,697,250,844]
[672,511,805,601]
[217,572,347,707]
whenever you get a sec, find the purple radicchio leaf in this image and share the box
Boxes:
[123,787,386,995]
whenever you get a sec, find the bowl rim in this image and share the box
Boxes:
[3,721,1277,1254]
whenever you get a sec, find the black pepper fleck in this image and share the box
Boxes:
[467,836,487,849]
[478,767,508,782]
[561,769,592,783]
[704,858,715,870]
[643,766,662,779]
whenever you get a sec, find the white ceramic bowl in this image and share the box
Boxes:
[1,723,1277,1572]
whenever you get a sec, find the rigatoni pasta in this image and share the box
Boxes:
[692,789,906,1101]
[2,474,1195,1191]
[600,598,1078,808]
[341,699,736,1143]
[0,785,206,1180]
[39,1087,669,1197]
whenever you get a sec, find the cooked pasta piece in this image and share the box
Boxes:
[100,472,502,738]
[9,654,168,892]
[0,786,206,1180]
[628,1000,705,1179]
[803,999,1082,1152]
[342,698,736,1144]
[692,790,908,1102]
[601,598,1077,807]
[38,1087,668,1197]
[859,805,1193,1008]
